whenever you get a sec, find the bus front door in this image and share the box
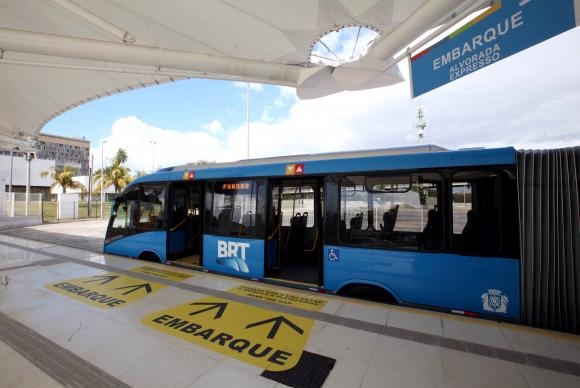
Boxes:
[265,178,323,286]
[167,182,203,266]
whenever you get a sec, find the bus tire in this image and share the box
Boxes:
[139,251,161,263]
[341,284,396,304]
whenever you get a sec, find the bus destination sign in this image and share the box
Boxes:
[410,0,578,97]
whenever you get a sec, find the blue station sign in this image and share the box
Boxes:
[410,0,578,97]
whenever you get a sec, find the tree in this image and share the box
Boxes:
[40,165,86,194]
[94,148,133,195]
[112,148,128,165]
[133,170,148,178]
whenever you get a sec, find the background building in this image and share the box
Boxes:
[0,133,90,195]
[0,150,54,195]
[35,133,90,175]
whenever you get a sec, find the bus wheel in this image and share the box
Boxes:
[342,285,396,304]
[139,251,161,263]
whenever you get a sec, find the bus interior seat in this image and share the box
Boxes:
[463,207,500,254]
[218,208,232,234]
[420,205,442,249]
[348,212,364,241]
[458,208,500,254]
[282,212,301,248]
[459,209,479,250]
[380,205,399,234]
[284,212,307,257]
[290,212,302,228]
[291,211,307,237]
[350,212,363,230]
[301,211,309,227]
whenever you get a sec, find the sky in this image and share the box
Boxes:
[42,25,580,175]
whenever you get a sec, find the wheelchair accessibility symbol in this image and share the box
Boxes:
[327,249,340,262]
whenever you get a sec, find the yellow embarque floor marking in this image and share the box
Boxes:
[228,285,327,312]
[142,295,314,371]
[130,265,193,282]
[46,272,166,309]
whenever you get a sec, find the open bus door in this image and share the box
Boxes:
[167,182,203,266]
[265,178,323,286]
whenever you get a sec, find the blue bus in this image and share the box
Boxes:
[104,145,580,333]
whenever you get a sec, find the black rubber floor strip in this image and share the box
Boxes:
[261,350,336,388]
[0,311,131,388]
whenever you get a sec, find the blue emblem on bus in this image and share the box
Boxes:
[327,249,339,262]
[481,288,509,313]
[216,240,250,273]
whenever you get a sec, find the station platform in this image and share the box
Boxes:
[0,221,579,388]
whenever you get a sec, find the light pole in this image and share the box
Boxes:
[150,140,156,172]
[246,82,250,159]
[88,154,93,218]
[100,140,107,219]
[8,147,18,193]
[24,151,33,216]
[416,107,426,145]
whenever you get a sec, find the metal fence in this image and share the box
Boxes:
[2,192,43,217]
[2,193,111,222]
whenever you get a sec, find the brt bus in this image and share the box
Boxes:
[104,145,580,333]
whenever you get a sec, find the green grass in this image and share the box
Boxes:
[42,201,112,222]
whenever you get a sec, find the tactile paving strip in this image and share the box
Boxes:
[0,311,130,388]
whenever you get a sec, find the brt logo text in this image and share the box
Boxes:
[218,240,250,260]
[216,240,251,273]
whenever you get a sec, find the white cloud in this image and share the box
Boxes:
[96,27,580,173]
[274,86,298,107]
[232,82,264,92]
[92,116,226,173]
[203,120,222,135]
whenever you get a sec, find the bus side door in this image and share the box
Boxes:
[167,182,203,265]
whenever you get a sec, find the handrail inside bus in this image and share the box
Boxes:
[170,219,186,232]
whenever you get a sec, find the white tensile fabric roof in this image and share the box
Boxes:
[0,0,484,149]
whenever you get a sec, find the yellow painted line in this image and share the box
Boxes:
[264,277,317,287]
[228,285,327,312]
[131,265,193,282]
[46,272,166,309]
[142,296,314,371]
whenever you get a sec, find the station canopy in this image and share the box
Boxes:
[0,0,486,149]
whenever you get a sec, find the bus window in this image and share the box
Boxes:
[451,171,501,256]
[170,186,188,230]
[272,180,320,255]
[279,184,316,228]
[111,185,139,230]
[137,184,166,231]
[339,173,442,250]
[207,180,257,237]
